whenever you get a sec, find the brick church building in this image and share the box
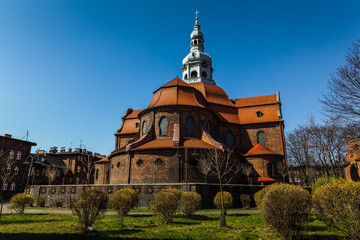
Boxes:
[95,16,286,186]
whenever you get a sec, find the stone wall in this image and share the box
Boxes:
[30,183,269,208]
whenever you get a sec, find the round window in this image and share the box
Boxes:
[225,131,235,148]
[116,162,120,168]
[137,159,144,167]
[155,159,163,166]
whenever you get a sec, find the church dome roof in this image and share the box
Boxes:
[191,82,234,106]
[147,77,207,108]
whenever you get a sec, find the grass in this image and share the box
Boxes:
[0,213,345,240]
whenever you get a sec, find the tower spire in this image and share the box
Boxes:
[181,11,215,85]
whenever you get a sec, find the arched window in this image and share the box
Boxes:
[95,169,99,179]
[159,116,168,136]
[186,116,195,137]
[257,131,265,146]
[202,71,207,78]
[206,121,212,132]
[267,163,273,176]
[184,74,188,79]
[191,71,197,78]
[225,131,235,148]
[142,121,147,135]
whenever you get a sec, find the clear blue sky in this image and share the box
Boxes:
[1,0,360,155]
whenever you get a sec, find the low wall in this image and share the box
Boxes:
[30,183,268,208]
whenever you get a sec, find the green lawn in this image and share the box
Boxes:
[0,213,345,240]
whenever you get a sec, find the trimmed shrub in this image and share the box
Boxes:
[151,189,179,223]
[255,183,311,240]
[313,179,360,239]
[311,175,342,193]
[214,191,233,212]
[71,187,108,234]
[8,193,34,214]
[180,191,202,217]
[109,188,139,224]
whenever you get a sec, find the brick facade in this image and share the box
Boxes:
[95,78,286,186]
[0,134,37,199]
[344,138,360,181]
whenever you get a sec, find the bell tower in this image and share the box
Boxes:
[182,11,215,85]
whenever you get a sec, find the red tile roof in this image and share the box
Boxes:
[95,155,109,164]
[244,143,280,156]
[239,177,276,183]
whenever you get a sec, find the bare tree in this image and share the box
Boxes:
[81,153,95,184]
[197,158,211,183]
[45,166,59,185]
[241,164,253,185]
[0,155,16,222]
[321,39,360,121]
[276,162,289,183]
[199,148,242,227]
[287,118,358,186]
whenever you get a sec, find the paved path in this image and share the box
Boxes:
[1,203,259,215]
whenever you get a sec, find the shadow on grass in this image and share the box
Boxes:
[0,233,150,240]
[185,215,218,221]
[0,218,64,225]
[304,234,343,240]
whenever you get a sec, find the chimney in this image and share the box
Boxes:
[50,146,58,153]
[4,134,12,138]
[75,148,82,153]
[60,147,65,152]
[68,147,72,152]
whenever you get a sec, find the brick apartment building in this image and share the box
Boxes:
[28,147,104,186]
[0,133,36,199]
[95,16,286,185]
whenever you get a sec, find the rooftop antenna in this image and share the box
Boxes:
[80,140,82,149]
[21,130,29,141]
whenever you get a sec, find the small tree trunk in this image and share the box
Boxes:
[220,214,226,227]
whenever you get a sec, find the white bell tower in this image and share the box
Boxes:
[182,10,215,85]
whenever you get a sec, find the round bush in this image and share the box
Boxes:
[313,179,360,239]
[151,189,179,223]
[72,187,108,233]
[311,175,343,193]
[180,191,202,217]
[214,191,233,212]
[109,188,139,224]
[8,193,34,214]
[255,183,311,240]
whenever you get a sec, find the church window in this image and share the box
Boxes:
[77,166,81,173]
[0,148,3,157]
[3,184,7,190]
[14,167,19,175]
[257,131,266,146]
[95,169,99,180]
[137,159,144,167]
[142,121,147,135]
[256,111,264,118]
[206,121,212,132]
[191,71,197,78]
[136,122,139,128]
[159,116,168,136]
[116,162,120,168]
[184,74,188,79]
[267,163,274,176]
[202,71,207,78]
[155,159,163,166]
[225,131,235,148]
[5,168,11,175]
[186,116,195,137]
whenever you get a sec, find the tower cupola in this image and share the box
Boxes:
[182,11,215,85]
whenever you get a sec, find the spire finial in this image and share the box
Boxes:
[194,9,199,19]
